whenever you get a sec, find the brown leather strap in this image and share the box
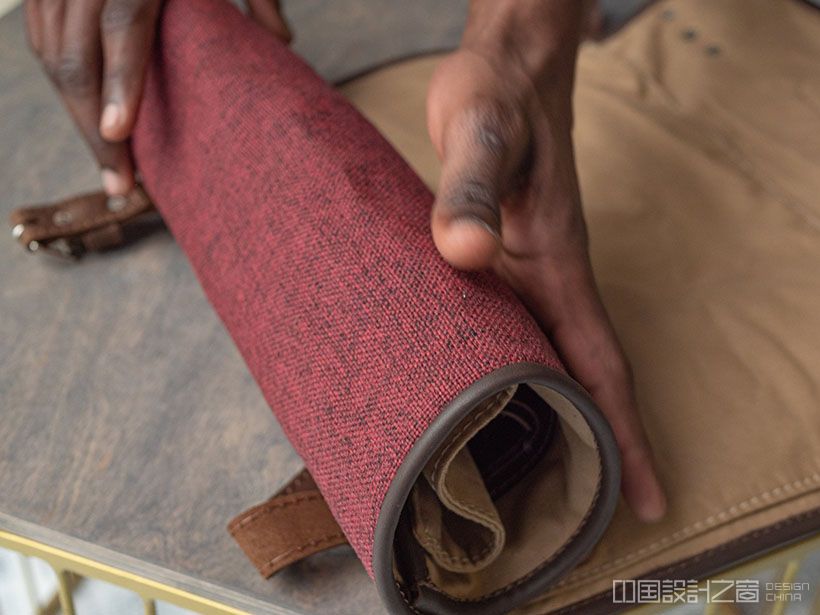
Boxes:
[228,469,348,577]
[9,187,155,258]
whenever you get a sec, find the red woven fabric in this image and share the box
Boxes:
[133,0,563,575]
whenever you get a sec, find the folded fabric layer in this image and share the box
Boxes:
[132,0,620,613]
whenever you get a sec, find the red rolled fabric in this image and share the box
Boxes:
[133,0,620,613]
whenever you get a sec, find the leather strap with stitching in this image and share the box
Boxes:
[9,187,155,258]
[228,469,349,577]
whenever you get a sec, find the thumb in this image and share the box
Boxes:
[430,102,529,271]
[247,0,292,42]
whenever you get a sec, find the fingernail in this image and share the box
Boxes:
[101,168,129,196]
[100,103,123,136]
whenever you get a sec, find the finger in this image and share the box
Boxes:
[35,0,65,63]
[514,249,667,523]
[247,0,292,42]
[431,103,528,271]
[99,0,161,142]
[55,0,135,194]
[555,272,666,522]
[427,52,530,271]
[24,0,44,55]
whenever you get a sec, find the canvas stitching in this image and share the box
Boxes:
[554,470,820,590]
[229,493,327,531]
[261,532,346,571]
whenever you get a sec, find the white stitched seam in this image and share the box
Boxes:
[553,470,820,590]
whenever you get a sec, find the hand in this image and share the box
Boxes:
[24,0,290,196]
[428,0,667,522]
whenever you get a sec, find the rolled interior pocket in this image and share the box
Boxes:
[393,380,606,612]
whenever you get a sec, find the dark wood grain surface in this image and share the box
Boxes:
[0,3,464,614]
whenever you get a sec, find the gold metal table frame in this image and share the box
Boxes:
[0,530,247,615]
[2,528,818,614]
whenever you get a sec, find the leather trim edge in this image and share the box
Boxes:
[552,506,820,615]
[372,362,622,615]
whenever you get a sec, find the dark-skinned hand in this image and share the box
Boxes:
[429,0,667,522]
[24,0,290,195]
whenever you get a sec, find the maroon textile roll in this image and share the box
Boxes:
[133,0,620,612]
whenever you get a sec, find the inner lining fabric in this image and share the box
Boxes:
[398,384,602,600]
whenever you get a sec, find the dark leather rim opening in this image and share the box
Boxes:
[372,362,622,615]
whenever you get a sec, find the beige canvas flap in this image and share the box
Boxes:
[412,387,515,572]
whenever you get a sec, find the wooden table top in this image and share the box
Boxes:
[0,3,463,613]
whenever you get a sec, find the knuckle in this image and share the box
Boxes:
[445,177,501,225]
[455,178,497,207]
[473,111,508,156]
[48,54,95,94]
[101,0,149,32]
[463,100,520,155]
